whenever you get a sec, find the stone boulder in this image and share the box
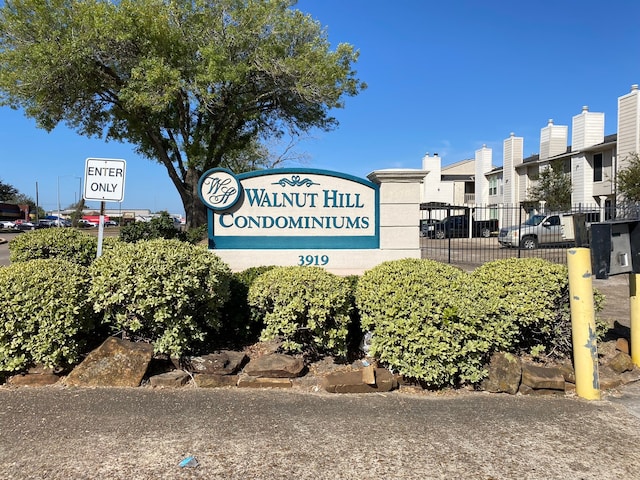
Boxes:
[243,354,305,378]
[521,363,565,391]
[607,352,634,374]
[149,371,191,388]
[194,374,239,388]
[322,368,398,394]
[64,337,153,387]
[179,351,247,375]
[237,375,293,389]
[7,373,60,386]
[482,352,522,395]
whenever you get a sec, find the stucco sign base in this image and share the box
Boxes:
[212,248,421,276]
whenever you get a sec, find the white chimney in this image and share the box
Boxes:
[540,119,568,159]
[572,105,604,151]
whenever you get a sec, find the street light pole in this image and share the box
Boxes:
[57,176,61,224]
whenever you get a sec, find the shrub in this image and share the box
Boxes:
[89,239,232,356]
[185,224,208,245]
[119,211,186,243]
[9,228,97,266]
[471,257,606,358]
[0,259,95,372]
[221,265,277,347]
[248,266,352,356]
[356,258,498,387]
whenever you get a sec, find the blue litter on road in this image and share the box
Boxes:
[179,456,199,468]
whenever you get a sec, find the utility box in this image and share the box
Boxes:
[590,220,640,279]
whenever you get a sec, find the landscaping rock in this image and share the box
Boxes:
[175,351,248,375]
[518,384,534,395]
[194,374,239,388]
[521,363,565,391]
[482,352,521,394]
[558,360,575,384]
[237,374,292,389]
[64,337,153,388]
[7,373,60,386]
[243,353,305,378]
[599,367,624,390]
[616,338,630,355]
[607,352,634,374]
[620,369,640,385]
[598,341,617,361]
[322,368,398,394]
[149,371,191,388]
[183,352,228,373]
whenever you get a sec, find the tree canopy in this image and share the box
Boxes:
[0,179,18,201]
[0,0,366,226]
[528,159,572,212]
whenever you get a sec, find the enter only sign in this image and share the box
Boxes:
[83,158,126,202]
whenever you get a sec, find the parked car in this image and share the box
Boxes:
[78,219,98,228]
[104,220,118,227]
[14,221,37,231]
[36,220,54,228]
[428,215,499,239]
[419,219,440,237]
[0,220,15,229]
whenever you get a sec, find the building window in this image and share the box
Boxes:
[489,178,497,196]
[593,153,603,182]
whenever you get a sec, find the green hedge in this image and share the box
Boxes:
[471,257,606,358]
[119,212,186,243]
[248,266,352,355]
[0,259,95,372]
[89,239,231,356]
[357,257,606,388]
[356,258,497,387]
[9,228,98,266]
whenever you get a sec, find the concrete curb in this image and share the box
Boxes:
[0,237,7,245]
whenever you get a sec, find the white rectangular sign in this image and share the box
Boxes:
[83,158,126,202]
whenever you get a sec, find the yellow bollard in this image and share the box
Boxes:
[629,274,640,366]
[567,248,600,400]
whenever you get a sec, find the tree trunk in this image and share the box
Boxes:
[183,168,208,229]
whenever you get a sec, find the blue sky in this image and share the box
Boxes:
[2,0,640,215]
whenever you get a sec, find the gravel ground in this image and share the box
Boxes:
[1,385,640,480]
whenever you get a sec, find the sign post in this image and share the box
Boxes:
[83,158,126,257]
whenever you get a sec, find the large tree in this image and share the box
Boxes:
[0,0,365,227]
[528,159,572,212]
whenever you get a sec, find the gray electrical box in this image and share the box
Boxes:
[590,220,640,279]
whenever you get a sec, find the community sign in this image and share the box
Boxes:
[198,168,380,250]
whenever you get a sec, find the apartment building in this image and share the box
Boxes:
[422,84,640,219]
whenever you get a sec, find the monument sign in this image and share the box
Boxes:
[199,167,426,274]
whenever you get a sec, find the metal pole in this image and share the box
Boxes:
[97,201,105,258]
[57,176,61,223]
[35,181,39,222]
[629,274,640,366]
[567,247,600,400]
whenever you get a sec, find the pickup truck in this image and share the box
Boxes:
[429,215,499,239]
[498,213,571,249]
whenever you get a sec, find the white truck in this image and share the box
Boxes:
[497,213,577,249]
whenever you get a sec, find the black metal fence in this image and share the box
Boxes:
[419,202,640,270]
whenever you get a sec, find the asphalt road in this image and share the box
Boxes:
[1,385,640,480]
[0,231,17,266]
